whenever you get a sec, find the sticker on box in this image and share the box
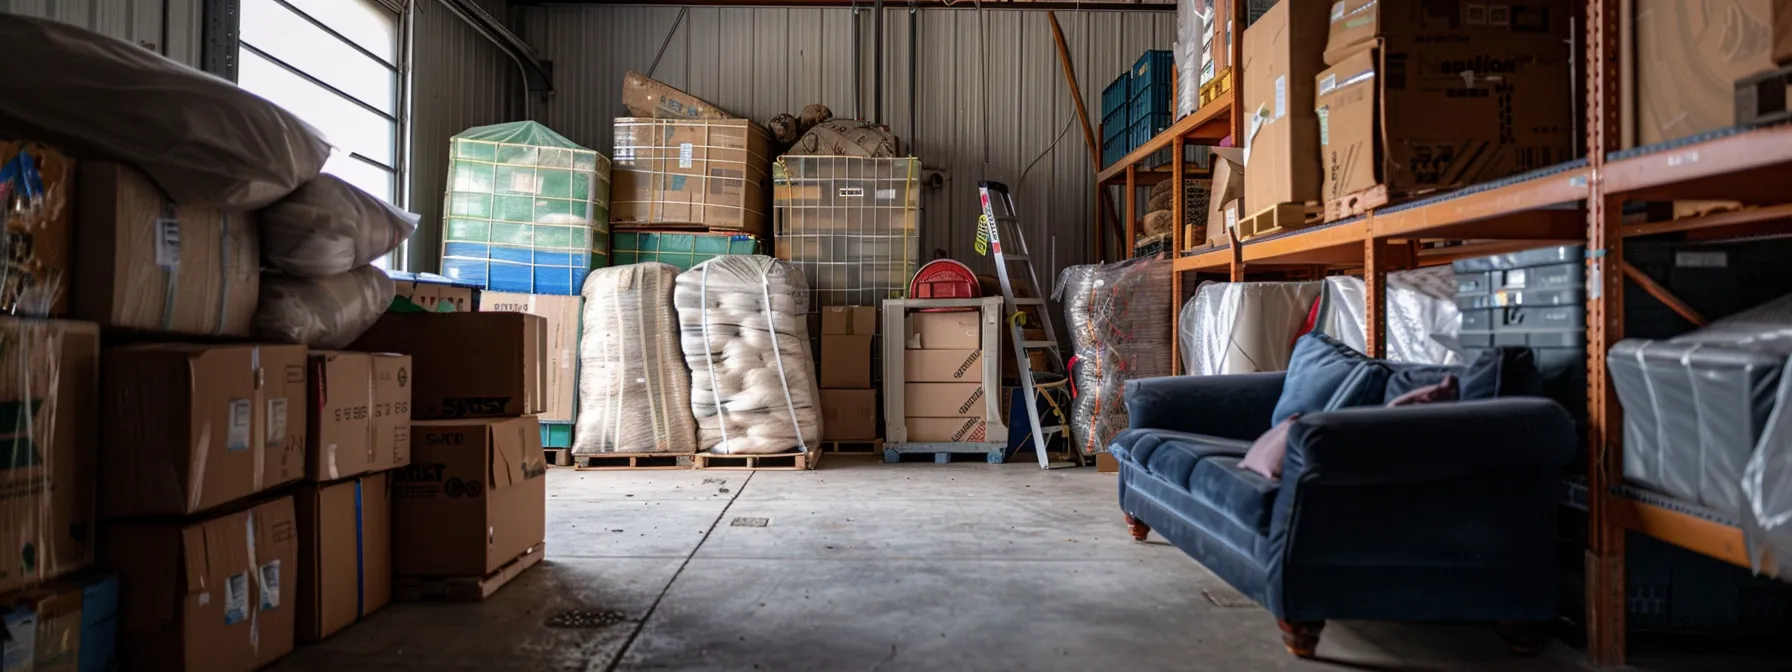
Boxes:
[227,398,252,452]
[224,572,249,625]
[260,560,281,611]
[267,398,287,445]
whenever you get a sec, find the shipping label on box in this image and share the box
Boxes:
[820,389,878,440]
[820,306,876,335]
[372,354,413,469]
[478,292,581,422]
[903,383,986,418]
[906,312,981,350]
[819,334,873,389]
[905,349,981,382]
[905,417,988,443]
[395,417,546,578]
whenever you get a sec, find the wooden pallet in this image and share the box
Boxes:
[693,450,819,471]
[1324,184,1392,222]
[1736,63,1792,127]
[572,452,695,471]
[882,442,1006,464]
[544,447,572,467]
[1239,203,1323,239]
[1198,68,1234,108]
[396,542,545,601]
[820,439,883,454]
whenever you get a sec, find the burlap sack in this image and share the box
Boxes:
[1141,210,1175,238]
[788,120,901,158]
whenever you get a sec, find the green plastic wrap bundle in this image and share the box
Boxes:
[441,121,611,295]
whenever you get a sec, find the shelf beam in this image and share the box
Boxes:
[1610,494,1753,570]
[1620,203,1792,239]
[1096,97,1233,185]
[1604,125,1792,202]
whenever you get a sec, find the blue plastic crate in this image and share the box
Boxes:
[541,421,574,448]
[1102,134,1130,168]
[1131,50,1174,99]
[1130,83,1171,125]
[1101,71,1132,128]
[1129,113,1171,150]
[441,248,592,295]
[1102,107,1129,142]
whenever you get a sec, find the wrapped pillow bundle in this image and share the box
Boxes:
[575,263,699,455]
[673,256,821,455]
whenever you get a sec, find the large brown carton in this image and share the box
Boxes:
[394,417,546,579]
[101,497,297,672]
[295,472,391,643]
[820,306,877,335]
[1314,20,1574,202]
[372,354,413,469]
[820,389,877,441]
[1777,0,1792,64]
[611,118,774,235]
[905,417,988,443]
[1241,0,1330,214]
[307,352,412,482]
[906,312,981,350]
[0,318,97,596]
[1634,0,1777,146]
[819,334,873,389]
[350,313,547,419]
[622,71,735,120]
[73,163,258,336]
[904,383,986,418]
[0,142,72,317]
[1206,148,1245,246]
[100,344,307,517]
[478,292,581,423]
[1323,0,1570,65]
[905,349,981,383]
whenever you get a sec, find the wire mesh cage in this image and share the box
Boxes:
[611,231,762,271]
[440,121,611,295]
[773,156,920,309]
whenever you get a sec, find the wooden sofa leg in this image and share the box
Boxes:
[1493,622,1548,656]
[1277,620,1323,658]
[1123,514,1150,541]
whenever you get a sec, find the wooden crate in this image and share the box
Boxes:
[1324,184,1392,222]
[544,447,572,467]
[1239,203,1323,240]
[396,542,545,601]
[572,452,695,471]
[693,450,819,471]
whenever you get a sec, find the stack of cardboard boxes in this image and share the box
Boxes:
[817,307,878,442]
[901,311,990,442]
[478,292,583,453]
[350,312,549,599]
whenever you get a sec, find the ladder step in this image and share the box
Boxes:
[1022,340,1059,349]
[1012,297,1045,306]
[1003,254,1030,263]
[1040,425,1066,434]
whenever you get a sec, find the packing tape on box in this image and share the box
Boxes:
[252,346,265,495]
[245,511,261,656]
[354,479,365,617]
[155,204,237,336]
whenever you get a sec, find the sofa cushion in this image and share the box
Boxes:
[1387,374,1458,406]
[1110,428,1250,480]
[1273,333,1387,424]
[1192,456,1279,535]
[1459,347,1545,401]
[1239,416,1298,479]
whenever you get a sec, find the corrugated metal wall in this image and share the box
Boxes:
[407,0,522,272]
[0,0,205,67]
[517,5,1173,281]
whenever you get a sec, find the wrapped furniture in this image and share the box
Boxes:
[574,263,699,455]
[673,256,821,455]
[1057,256,1174,457]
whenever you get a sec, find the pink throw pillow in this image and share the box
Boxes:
[1239,415,1299,480]
[1386,374,1460,407]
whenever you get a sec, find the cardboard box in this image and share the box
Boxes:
[820,306,877,335]
[611,118,774,235]
[478,292,581,422]
[350,313,547,419]
[1634,0,1777,146]
[0,142,71,317]
[906,312,981,350]
[1097,451,1120,473]
[903,383,987,418]
[819,334,873,388]
[395,417,546,578]
[1315,13,1574,201]
[904,417,988,443]
[820,389,877,440]
[100,497,297,672]
[0,319,96,597]
[1207,148,1245,245]
[1777,0,1792,64]
[100,343,307,516]
[73,163,258,336]
[622,71,735,120]
[372,354,413,469]
[1241,0,1330,214]
[905,349,982,383]
[295,472,391,643]
[0,581,82,672]
[1323,0,1571,65]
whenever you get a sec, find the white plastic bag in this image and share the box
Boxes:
[260,175,418,277]
[253,266,394,349]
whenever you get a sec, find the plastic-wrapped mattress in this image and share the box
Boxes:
[1610,294,1792,521]
[575,263,698,455]
[1177,277,1369,375]
[674,256,821,454]
[1057,256,1174,456]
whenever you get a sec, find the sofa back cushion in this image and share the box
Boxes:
[1382,348,1546,403]
[1272,333,1390,424]
[1387,374,1459,406]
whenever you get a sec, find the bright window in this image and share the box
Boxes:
[236,0,401,207]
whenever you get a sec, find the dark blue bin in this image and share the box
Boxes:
[1102,72,1131,141]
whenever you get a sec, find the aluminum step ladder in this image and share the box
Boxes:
[976,181,1075,469]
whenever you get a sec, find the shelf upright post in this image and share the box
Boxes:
[1585,0,1627,665]
[1172,134,1186,372]
[1125,165,1138,253]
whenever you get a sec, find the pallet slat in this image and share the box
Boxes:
[882,442,1006,464]
[1240,203,1322,239]
[572,452,695,471]
[1325,184,1392,222]
[396,542,545,601]
[693,450,819,471]
[820,439,883,454]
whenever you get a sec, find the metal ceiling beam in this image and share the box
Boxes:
[512,0,1173,10]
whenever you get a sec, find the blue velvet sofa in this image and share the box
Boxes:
[1111,361,1576,657]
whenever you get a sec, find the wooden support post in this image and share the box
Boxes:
[1125,165,1137,254]
[1171,135,1186,373]
[1048,11,1100,173]
[1228,227,1244,282]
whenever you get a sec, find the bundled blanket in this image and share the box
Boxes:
[673,256,821,454]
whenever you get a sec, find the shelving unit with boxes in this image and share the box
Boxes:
[1103,0,1792,664]
[880,297,1010,463]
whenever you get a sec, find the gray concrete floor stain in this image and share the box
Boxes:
[274,456,1788,671]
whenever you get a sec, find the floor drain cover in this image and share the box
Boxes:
[1201,588,1255,609]
[731,517,770,527]
[545,610,629,629]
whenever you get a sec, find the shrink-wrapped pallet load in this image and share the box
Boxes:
[673,256,821,455]
[1056,256,1174,456]
[574,263,698,454]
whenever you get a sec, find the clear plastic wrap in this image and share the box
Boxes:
[0,16,330,210]
[1057,256,1174,456]
[253,265,395,349]
[1179,281,1323,375]
[1386,266,1463,365]
[259,174,418,277]
[673,256,821,454]
[1176,0,1207,118]
[575,263,699,455]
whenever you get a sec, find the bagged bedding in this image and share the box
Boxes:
[260,175,418,277]
[673,256,821,454]
[575,263,699,454]
[254,265,394,349]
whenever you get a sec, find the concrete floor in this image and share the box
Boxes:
[277,456,1784,671]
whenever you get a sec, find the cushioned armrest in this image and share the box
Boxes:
[1283,398,1576,486]
[1124,373,1285,441]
